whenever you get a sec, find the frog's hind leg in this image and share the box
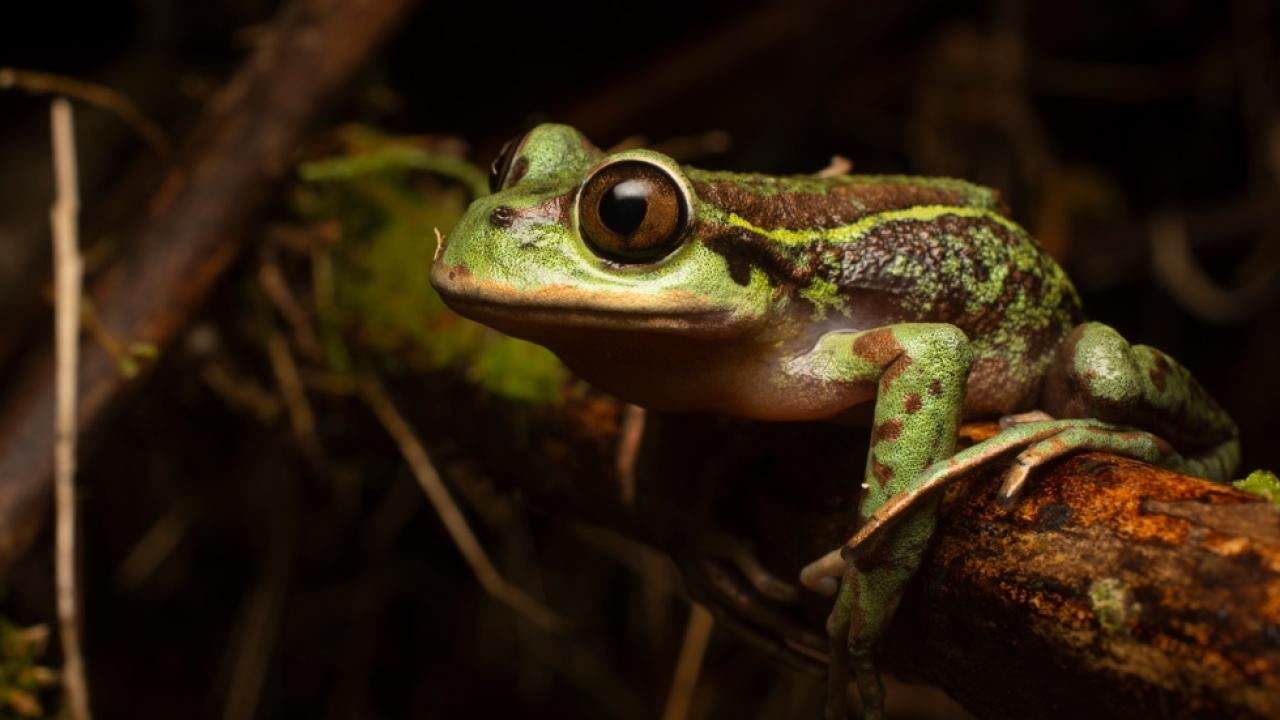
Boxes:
[1042,321,1240,482]
[819,322,1241,566]
[996,423,1178,503]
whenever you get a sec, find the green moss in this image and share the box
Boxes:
[799,277,844,318]
[1233,469,1280,505]
[296,130,568,405]
[1088,577,1140,635]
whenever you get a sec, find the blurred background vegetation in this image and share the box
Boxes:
[0,0,1277,718]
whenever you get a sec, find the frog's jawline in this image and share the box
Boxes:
[438,293,742,338]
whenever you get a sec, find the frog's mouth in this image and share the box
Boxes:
[431,260,742,337]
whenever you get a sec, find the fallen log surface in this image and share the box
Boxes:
[488,410,1280,719]
[0,0,420,579]
[888,452,1280,719]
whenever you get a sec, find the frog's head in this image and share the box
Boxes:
[431,124,775,348]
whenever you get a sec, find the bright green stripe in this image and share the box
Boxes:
[719,205,1023,245]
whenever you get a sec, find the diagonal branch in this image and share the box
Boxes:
[0,0,423,580]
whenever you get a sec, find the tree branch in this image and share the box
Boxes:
[0,0,421,579]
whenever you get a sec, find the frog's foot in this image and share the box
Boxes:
[824,567,887,720]
[692,529,799,604]
[804,419,1180,577]
[999,409,1055,428]
[996,424,1177,505]
[801,551,844,597]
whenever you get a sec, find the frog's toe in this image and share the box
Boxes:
[996,425,1178,505]
[998,409,1055,428]
[800,549,846,596]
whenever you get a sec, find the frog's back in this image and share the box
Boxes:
[689,171,1083,416]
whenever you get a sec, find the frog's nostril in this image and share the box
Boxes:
[490,205,516,228]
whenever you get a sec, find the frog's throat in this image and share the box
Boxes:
[431,260,744,338]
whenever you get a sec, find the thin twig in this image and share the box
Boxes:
[49,97,92,720]
[616,404,646,505]
[258,260,323,360]
[265,333,323,465]
[1149,214,1280,324]
[359,378,564,632]
[662,603,714,720]
[3,67,171,160]
[221,500,296,720]
[114,500,196,592]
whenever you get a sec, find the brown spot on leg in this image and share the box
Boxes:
[874,419,903,442]
[852,328,902,368]
[882,355,913,388]
[928,379,943,397]
[904,394,922,414]
[873,459,895,488]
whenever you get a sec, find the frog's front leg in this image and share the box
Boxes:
[785,324,972,720]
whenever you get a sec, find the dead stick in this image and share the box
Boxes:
[49,97,91,720]
[661,603,714,720]
[0,0,421,580]
[360,378,565,632]
[2,67,171,160]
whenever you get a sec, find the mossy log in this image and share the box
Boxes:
[490,408,1280,719]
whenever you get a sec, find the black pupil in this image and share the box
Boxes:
[598,180,649,235]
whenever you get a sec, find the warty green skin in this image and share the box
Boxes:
[430,124,1240,720]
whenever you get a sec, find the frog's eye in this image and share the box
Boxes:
[578,160,690,264]
[488,133,525,193]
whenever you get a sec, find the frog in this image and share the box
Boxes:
[429,123,1240,719]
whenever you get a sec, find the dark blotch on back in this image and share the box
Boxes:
[700,204,1080,333]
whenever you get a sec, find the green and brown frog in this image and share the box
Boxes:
[430,124,1240,719]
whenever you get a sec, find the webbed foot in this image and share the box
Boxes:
[996,422,1177,505]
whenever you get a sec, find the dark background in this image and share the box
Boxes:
[1,0,1277,718]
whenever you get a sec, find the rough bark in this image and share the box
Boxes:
[0,0,421,579]
[490,409,1280,719]
[888,452,1280,719]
